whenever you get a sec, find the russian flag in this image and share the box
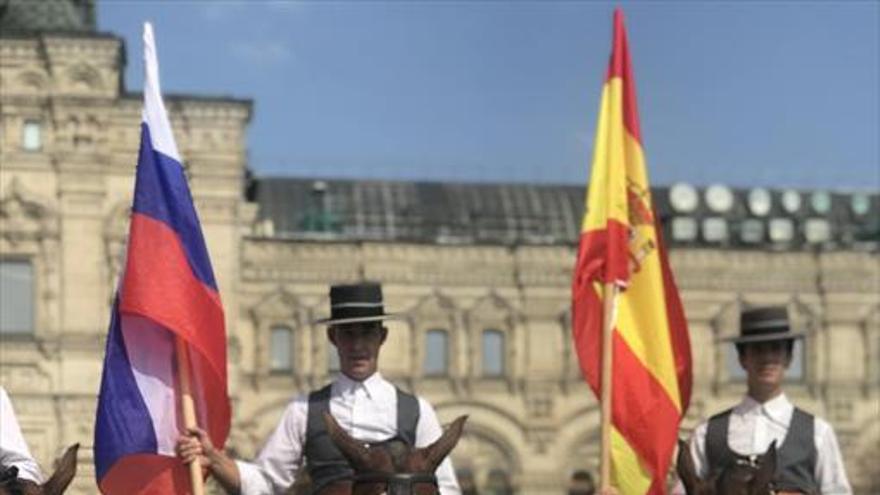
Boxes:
[94,23,230,495]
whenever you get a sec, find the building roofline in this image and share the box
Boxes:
[250,174,880,194]
[254,174,586,190]
[0,30,122,41]
[121,91,254,111]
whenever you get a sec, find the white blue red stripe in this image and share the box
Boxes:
[94,23,229,495]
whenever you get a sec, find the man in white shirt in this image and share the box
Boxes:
[177,282,461,495]
[0,386,43,483]
[677,306,851,494]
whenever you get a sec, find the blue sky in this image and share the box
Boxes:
[100,1,879,189]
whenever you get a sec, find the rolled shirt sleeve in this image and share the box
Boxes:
[237,396,308,495]
[415,397,462,495]
[236,460,274,495]
[0,387,43,483]
[813,418,852,495]
[688,420,710,480]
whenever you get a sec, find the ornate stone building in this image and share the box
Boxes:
[1,3,878,494]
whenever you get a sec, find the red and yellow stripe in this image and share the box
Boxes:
[572,9,692,494]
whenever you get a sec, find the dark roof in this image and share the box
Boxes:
[252,178,585,245]
[250,177,880,250]
[0,0,96,34]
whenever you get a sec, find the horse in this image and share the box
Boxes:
[319,411,468,495]
[676,439,776,495]
[0,444,79,495]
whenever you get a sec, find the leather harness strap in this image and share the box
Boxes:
[352,471,438,486]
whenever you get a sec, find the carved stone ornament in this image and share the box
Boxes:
[102,200,130,298]
[0,177,59,241]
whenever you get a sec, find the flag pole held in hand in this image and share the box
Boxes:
[177,337,206,495]
[571,8,693,494]
[94,22,230,495]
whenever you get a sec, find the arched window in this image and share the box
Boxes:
[1,260,34,335]
[423,329,449,376]
[482,329,505,377]
[725,339,805,381]
[269,326,293,372]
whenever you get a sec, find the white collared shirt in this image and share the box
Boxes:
[675,393,851,495]
[0,386,43,483]
[236,373,461,495]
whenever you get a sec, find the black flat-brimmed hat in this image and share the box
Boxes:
[723,306,805,344]
[312,281,400,325]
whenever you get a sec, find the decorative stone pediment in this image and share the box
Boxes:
[407,289,457,318]
[0,364,52,393]
[789,295,821,332]
[249,287,305,322]
[707,296,743,341]
[16,69,48,94]
[0,177,58,240]
[466,290,521,325]
[56,112,106,151]
[66,63,104,92]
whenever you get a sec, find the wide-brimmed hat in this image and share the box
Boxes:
[312,281,400,325]
[723,306,805,344]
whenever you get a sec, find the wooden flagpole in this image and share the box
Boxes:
[599,282,620,491]
[176,336,206,495]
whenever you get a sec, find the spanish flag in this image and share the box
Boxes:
[571,9,692,494]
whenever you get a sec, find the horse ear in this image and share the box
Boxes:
[322,411,372,468]
[676,439,702,495]
[422,415,467,471]
[42,443,79,495]
[751,440,777,493]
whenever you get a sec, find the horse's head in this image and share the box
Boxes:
[323,411,467,495]
[677,439,776,495]
[0,444,79,495]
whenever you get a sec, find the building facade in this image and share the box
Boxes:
[1,5,878,494]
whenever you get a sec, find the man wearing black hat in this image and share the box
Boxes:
[676,306,851,494]
[176,282,461,494]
